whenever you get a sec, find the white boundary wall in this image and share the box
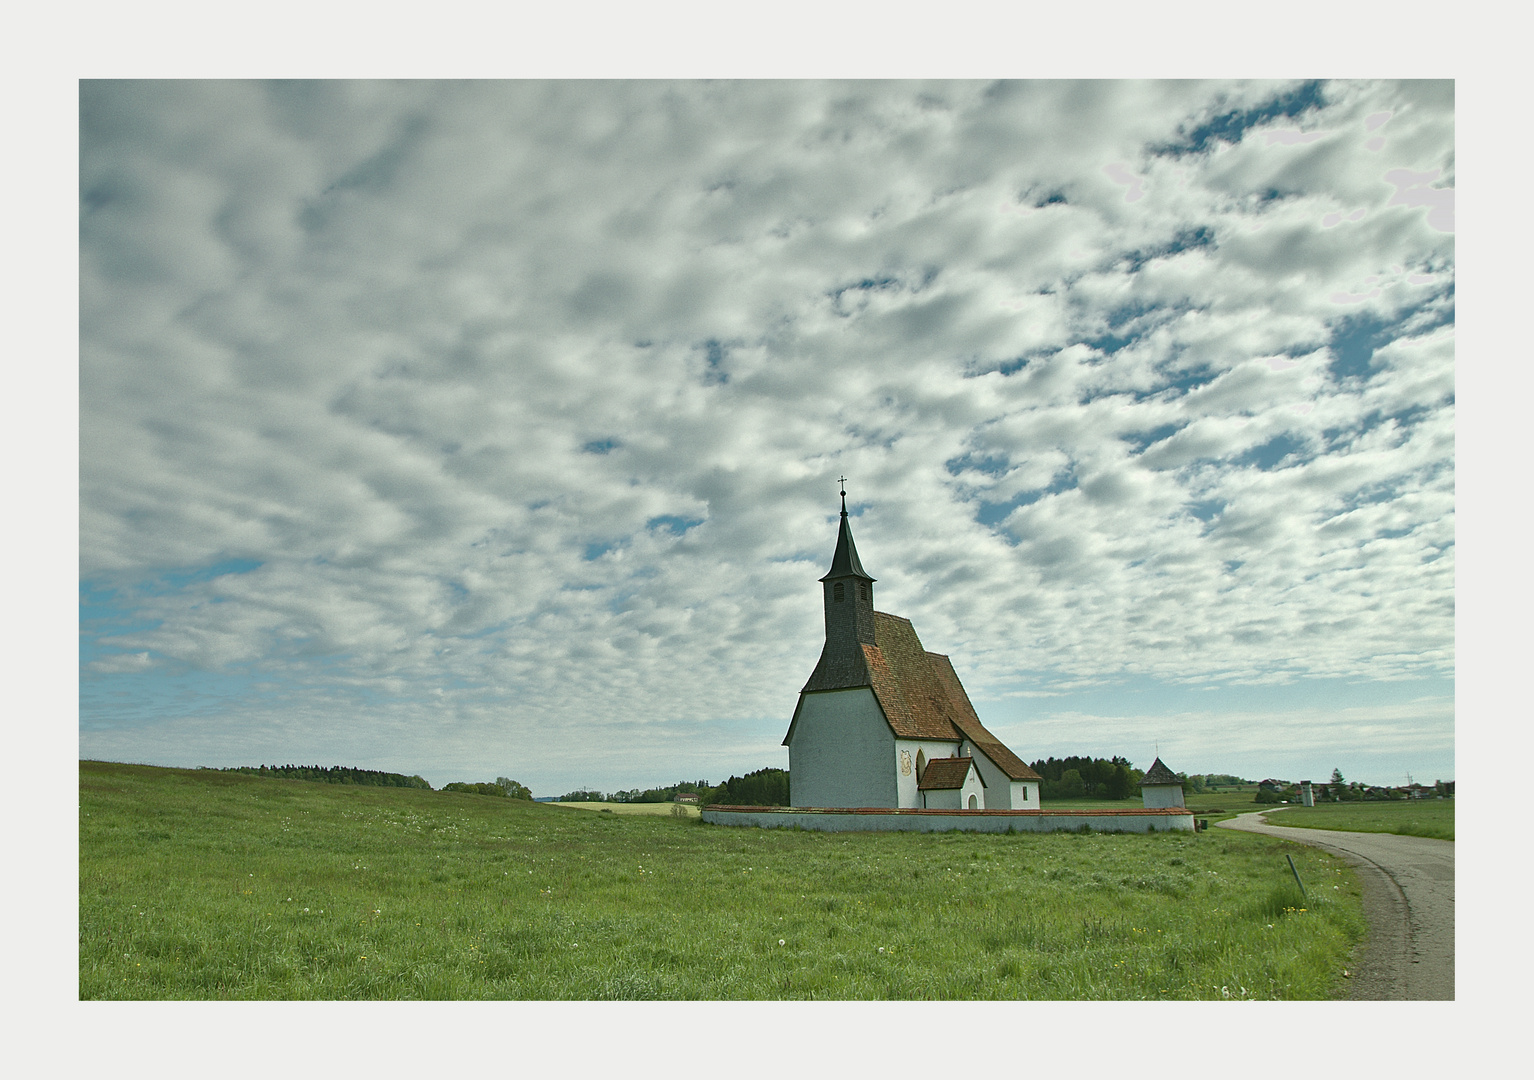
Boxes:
[703,807,1195,833]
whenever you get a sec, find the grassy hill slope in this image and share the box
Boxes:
[1261,800,1454,840]
[81,760,1364,1000]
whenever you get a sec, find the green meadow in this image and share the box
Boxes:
[80,761,1365,1000]
[1261,800,1454,841]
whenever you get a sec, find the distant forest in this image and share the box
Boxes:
[708,768,790,807]
[219,764,432,789]
[1028,757,1251,799]
[1028,756,1141,800]
[560,768,791,808]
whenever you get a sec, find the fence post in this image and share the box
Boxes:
[1286,853,1306,897]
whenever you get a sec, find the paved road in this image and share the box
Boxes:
[1217,809,1454,1000]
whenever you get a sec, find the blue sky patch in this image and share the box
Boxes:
[702,339,729,385]
[1159,364,1221,396]
[944,452,1011,478]
[647,515,705,535]
[976,469,1078,526]
[1160,80,1326,157]
[1121,423,1183,453]
[582,438,619,454]
[147,558,262,593]
[1236,432,1309,471]
[1187,499,1226,522]
[1327,313,1394,381]
[1118,227,1215,274]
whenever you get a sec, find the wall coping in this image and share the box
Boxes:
[705,805,1193,817]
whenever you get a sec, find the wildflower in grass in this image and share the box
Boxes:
[779,939,785,946]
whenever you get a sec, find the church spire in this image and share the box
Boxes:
[821,477,874,583]
[802,478,878,686]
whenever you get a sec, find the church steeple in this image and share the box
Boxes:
[820,482,873,584]
[815,479,877,659]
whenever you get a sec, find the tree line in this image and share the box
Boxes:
[557,769,791,808]
[218,765,536,800]
[442,777,533,800]
[1254,769,1452,804]
[569,779,712,804]
[706,768,790,807]
[1028,756,1140,800]
[220,764,432,789]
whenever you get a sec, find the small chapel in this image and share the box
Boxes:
[782,490,1042,810]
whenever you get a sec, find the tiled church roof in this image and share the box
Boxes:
[917,757,976,791]
[1141,757,1181,785]
[866,613,966,740]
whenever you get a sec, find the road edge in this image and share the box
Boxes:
[1216,809,1414,1000]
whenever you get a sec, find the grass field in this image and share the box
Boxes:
[1261,800,1454,841]
[80,761,1366,1000]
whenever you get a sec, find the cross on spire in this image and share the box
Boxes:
[838,475,848,514]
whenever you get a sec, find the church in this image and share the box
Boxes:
[782,491,1042,810]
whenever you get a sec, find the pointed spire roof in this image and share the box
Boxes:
[1142,757,1181,785]
[820,484,874,582]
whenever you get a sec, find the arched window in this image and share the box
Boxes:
[833,582,845,602]
[859,583,869,603]
[915,749,926,780]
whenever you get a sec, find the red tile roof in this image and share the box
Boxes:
[865,613,962,740]
[916,756,975,791]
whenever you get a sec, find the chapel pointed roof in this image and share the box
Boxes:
[820,490,873,582]
[1142,757,1181,786]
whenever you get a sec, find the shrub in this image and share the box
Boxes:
[442,782,505,797]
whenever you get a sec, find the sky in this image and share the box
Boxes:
[78,79,1456,794]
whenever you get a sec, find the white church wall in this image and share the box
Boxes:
[788,688,896,808]
[1010,780,1040,808]
[895,739,962,808]
[922,787,961,810]
[961,740,1023,808]
[1142,784,1185,808]
[961,740,1041,810]
[962,767,985,810]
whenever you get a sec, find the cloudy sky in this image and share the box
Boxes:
[79,79,1455,793]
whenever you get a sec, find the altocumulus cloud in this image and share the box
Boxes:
[80,80,1453,791]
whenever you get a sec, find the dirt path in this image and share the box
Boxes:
[1217,809,1454,1000]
